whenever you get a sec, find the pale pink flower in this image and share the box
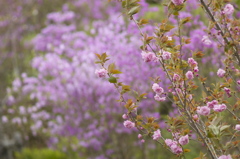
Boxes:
[154,94,166,102]
[224,87,231,97]
[122,114,128,119]
[173,73,180,81]
[123,120,135,128]
[197,106,211,116]
[138,134,142,139]
[193,114,199,122]
[152,129,161,140]
[223,4,234,15]
[2,116,8,123]
[202,35,212,45]
[162,51,171,60]
[95,69,108,78]
[141,139,145,143]
[235,124,240,131]
[188,58,198,67]
[141,51,158,62]
[186,71,194,80]
[218,154,232,159]
[217,68,226,78]
[170,144,183,154]
[237,80,240,85]
[207,100,218,109]
[179,135,189,145]
[152,83,164,94]
[165,139,177,147]
[172,0,184,5]
[213,104,227,112]
[193,66,199,72]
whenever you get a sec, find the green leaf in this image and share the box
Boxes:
[122,1,126,8]
[208,125,219,136]
[111,69,122,74]
[128,6,140,16]
[180,17,191,25]
[220,125,230,132]
[108,76,117,83]
[108,63,116,73]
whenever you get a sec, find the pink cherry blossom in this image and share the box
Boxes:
[193,66,199,73]
[173,73,180,81]
[217,68,226,78]
[141,51,158,62]
[122,114,128,119]
[235,124,240,131]
[152,129,161,140]
[172,0,184,6]
[95,69,108,78]
[218,154,232,159]
[152,83,164,94]
[170,144,183,154]
[154,94,166,102]
[224,87,231,97]
[188,58,198,67]
[207,100,218,109]
[202,35,212,45]
[237,80,240,85]
[162,51,171,60]
[186,71,194,80]
[123,120,135,129]
[138,134,142,139]
[165,139,177,147]
[223,4,234,15]
[179,135,189,145]
[193,114,199,122]
[197,106,211,116]
[213,104,227,112]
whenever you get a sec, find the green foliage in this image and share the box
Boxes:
[15,148,82,159]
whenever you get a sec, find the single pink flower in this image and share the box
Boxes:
[179,135,189,145]
[218,154,232,159]
[138,134,142,139]
[123,120,135,129]
[193,114,199,122]
[202,35,212,45]
[152,129,161,140]
[162,51,171,60]
[235,124,240,131]
[217,68,226,78]
[197,106,211,116]
[193,66,199,73]
[186,71,194,80]
[207,100,218,109]
[95,69,108,78]
[173,73,180,81]
[154,94,166,101]
[172,0,184,5]
[170,144,183,154]
[224,87,231,97]
[122,114,128,119]
[188,58,198,67]
[223,4,234,15]
[141,51,158,62]
[152,83,164,94]
[213,104,227,112]
[237,80,240,85]
[165,139,177,147]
